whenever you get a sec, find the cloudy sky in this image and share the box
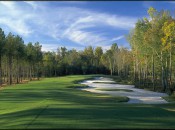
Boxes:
[0,1,174,51]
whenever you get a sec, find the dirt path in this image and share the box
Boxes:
[80,77,168,104]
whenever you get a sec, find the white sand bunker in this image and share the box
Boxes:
[80,77,168,104]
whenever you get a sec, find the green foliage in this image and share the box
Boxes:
[127,7,175,93]
[5,32,16,56]
[162,20,175,49]
[26,42,35,63]
[0,28,5,54]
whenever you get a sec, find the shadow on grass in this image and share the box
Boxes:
[1,103,175,129]
[0,75,175,129]
[0,85,128,104]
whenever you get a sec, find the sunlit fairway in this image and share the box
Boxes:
[0,75,175,129]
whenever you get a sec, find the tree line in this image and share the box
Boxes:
[43,44,131,78]
[0,28,130,86]
[127,7,175,94]
[0,31,43,86]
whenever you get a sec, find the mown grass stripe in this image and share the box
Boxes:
[25,105,49,129]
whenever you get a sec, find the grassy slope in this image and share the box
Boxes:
[0,75,175,129]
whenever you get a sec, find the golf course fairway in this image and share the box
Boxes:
[0,75,175,129]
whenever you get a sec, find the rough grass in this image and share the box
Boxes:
[163,93,175,103]
[0,75,175,129]
[105,75,133,85]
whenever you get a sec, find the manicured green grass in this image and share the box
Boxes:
[0,75,175,129]
[95,88,133,92]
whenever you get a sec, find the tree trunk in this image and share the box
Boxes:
[16,58,19,84]
[139,65,141,87]
[145,56,148,87]
[165,58,169,91]
[54,69,57,77]
[169,41,172,90]
[110,68,112,76]
[22,66,25,80]
[8,55,12,85]
[29,65,32,81]
[109,57,112,76]
[161,51,166,91]
[133,57,136,82]
[19,66,22,82]
[152,54,155,91]
[5,60,8,83]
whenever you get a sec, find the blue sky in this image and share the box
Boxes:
[0,1,174,52]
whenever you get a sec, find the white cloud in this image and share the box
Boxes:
[0,17,33,36]
[93,14,136,29]
[0,1,34,37]
[101,45,112,52]
[111,35,124,42]
[0,1,137,50]
[41,43,60,52]
[65,30,107,46]
[59,9,136,46]
[0,1,16,9]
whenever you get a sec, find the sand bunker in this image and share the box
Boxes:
[80,77,168,104]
